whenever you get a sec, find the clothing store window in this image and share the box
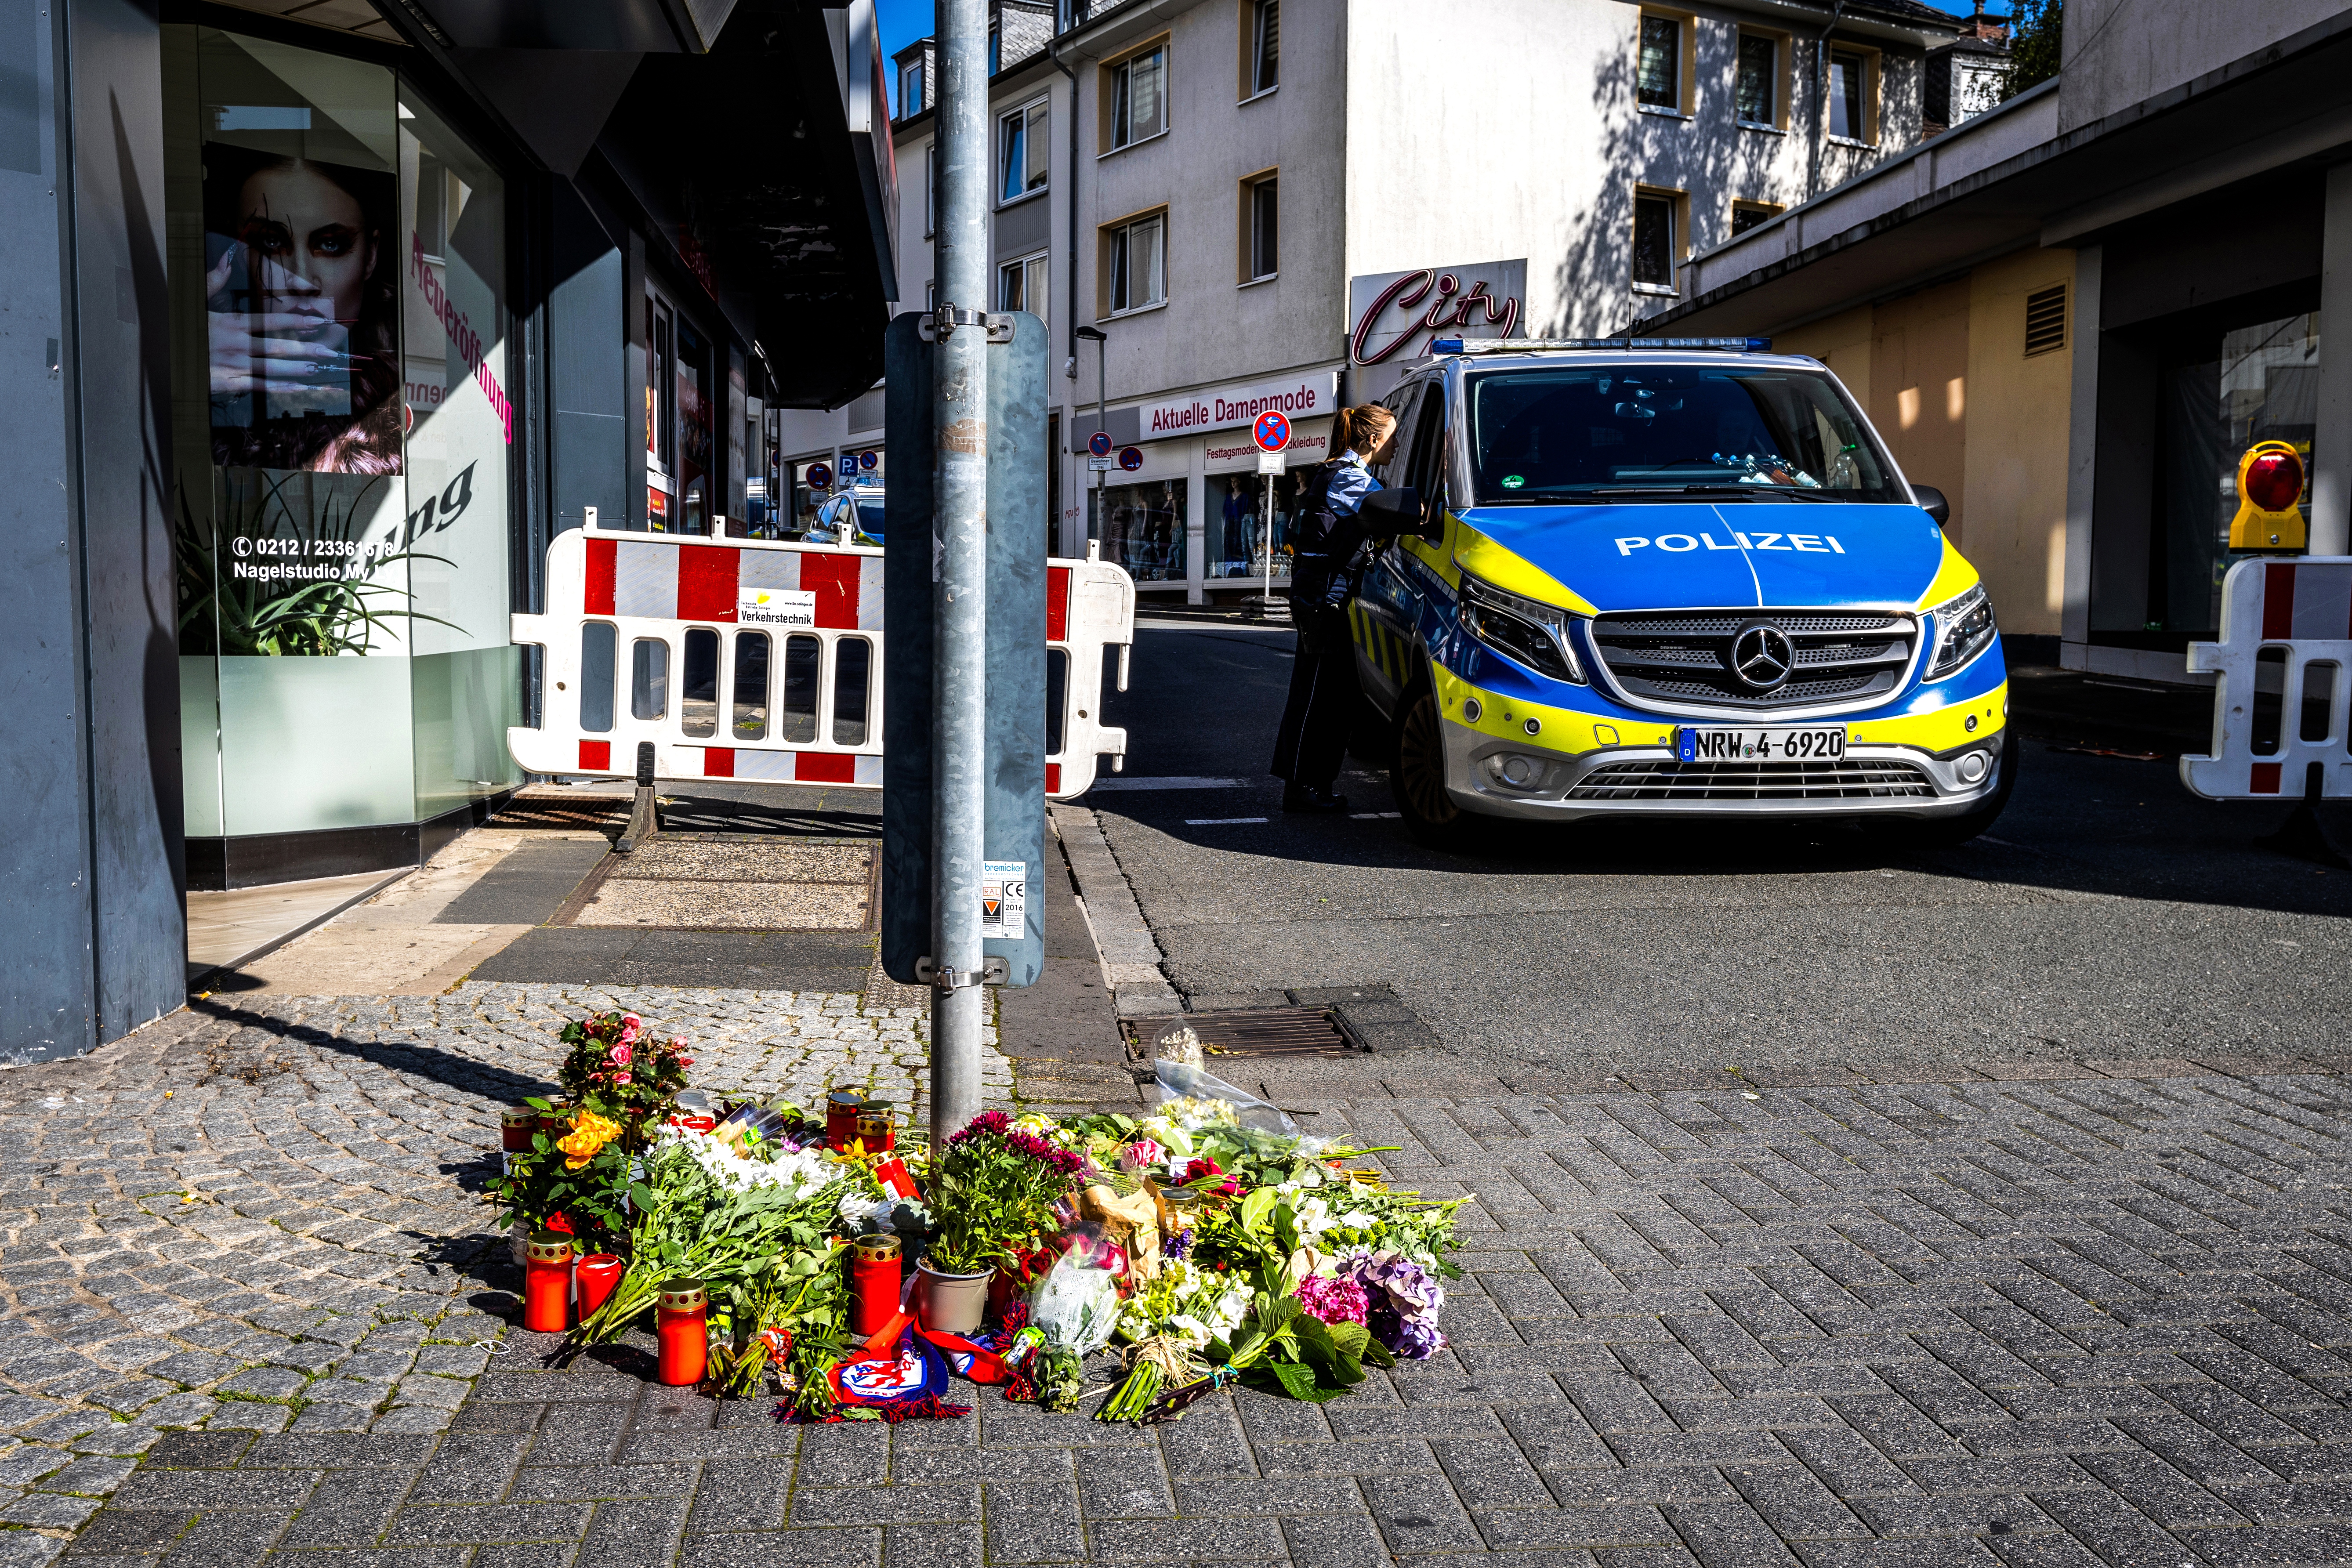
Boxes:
[1206,470,1297,581]
[1090,477,1186,582]
[166,23,518,842]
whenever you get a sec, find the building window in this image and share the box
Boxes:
[1243,174,1277,280]
[1827,48,1869,141]
[1632,190,1677,290]
[924,143,935,236]
[1105,211,1165,314]
[1731,199,1780,235]
[1108,46,1167,149]
[1000,251,1049,328]
[1000,100,1048,203]
[900,59,924,117]
[2024,283,2067,357]
[1735,33,1776,126]
[1247,0,1279,96]
[1636,14,1681,109]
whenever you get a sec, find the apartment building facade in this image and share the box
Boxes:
[779,0,1959,600]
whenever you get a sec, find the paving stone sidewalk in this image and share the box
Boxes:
[40,1051,2352,1566]
[0,983,1006,1564]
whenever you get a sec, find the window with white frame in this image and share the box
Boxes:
[924,143,935,236]
[1245,174,1277,280]
[1000,100,1048,203]
[1000,251,1049,327]
[1108,46,1167,149]
[900,59,924,116]
[1827,48,1868,140]
[1248,0,1278,95]
[1104,212,1165,313]
[1734,33,1776,126]
[1636,14,1681,109]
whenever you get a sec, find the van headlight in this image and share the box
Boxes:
[1924,583,1996,681]
[1459,572,1586,684]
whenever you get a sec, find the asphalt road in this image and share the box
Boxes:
[1089,618,2352,1071]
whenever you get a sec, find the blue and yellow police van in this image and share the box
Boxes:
[1344,337,2009,847]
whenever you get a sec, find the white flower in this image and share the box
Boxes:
[1337,1209,1374,1231]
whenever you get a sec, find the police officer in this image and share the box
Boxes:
[1270,404,1398,812]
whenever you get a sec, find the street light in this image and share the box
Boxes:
[1076,326,1107,558]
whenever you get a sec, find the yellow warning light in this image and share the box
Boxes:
[2228,440,2308,552]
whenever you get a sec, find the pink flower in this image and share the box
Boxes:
[1295,1275,1369,1326]
[1120,1138,1165,1173]
[610,1044,633,1066]
[618,1015,643,1044]
[613,1072,632,1085]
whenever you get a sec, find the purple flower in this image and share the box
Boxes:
[1346,1252,1443,1322]
[1372,1306,1447,1360]
[1163,1227,1191,1262]
[1295,1274,1368,1327]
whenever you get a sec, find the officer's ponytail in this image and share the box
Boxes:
[1332,404,1397,466]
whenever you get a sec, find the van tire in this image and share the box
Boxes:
[1391,685,1478,849]
[1877,735,2019,850]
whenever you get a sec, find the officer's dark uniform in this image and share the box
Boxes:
[1269,457,1380,806]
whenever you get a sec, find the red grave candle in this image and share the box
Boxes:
[522,1233,574,1333]
[576,1253,624,1319]
[656,1278,709,1387]
[826,1090,865,1150]
[501,1109,536,1154]
[850,1235,903,1337]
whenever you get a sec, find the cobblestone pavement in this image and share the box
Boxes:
[0,983,1005,1564]
[36,1053,2352,1565]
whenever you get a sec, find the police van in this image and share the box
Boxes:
[1343,337,2010,847]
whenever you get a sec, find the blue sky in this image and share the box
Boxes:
[877,0,2011,117]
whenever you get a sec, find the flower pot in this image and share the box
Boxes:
[914,1261,992,1335]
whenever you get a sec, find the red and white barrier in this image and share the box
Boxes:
[2182,557,2352,800]
[507,525,1132,799]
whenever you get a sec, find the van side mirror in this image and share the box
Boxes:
[1912,484,1950,527]
[1362,485,1440,540]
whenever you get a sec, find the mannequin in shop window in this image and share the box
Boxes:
[1270,404,1396,812]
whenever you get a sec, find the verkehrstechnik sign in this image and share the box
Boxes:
[1138,370,1337,440]
[1346,258,1526,400]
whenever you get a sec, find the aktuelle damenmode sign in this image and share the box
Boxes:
[1138,370,1338,439]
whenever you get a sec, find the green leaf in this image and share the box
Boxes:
[1239,1187,1276,1235]
[1360,1337,1397,1369]
[1327,1320,1371,1358]
[1267,1360,1323,1400]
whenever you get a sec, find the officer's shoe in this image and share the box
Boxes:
[1282,785,1349,814]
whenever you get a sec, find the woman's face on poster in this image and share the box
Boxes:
[236,163,374,328]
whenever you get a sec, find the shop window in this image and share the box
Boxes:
[1207,470,1296,582]
[833,637,873,746]
[681,626,719,737]
[1243,173,1278,281]
[1091,476,1187,582]
[1104,211,1165,315]
[1107,45,1167,150]
[1000,100,1048,203]
[631,638,668,720]
[580,623,616,733]
[1246,0,1278,97]
[170,25,519,839]
[782,634,822,743]
[732,630,770,741]
[1731,199,1781,236]
[1735,33,1778,127]
[1636,14,1683,111]
[1632,190,1679,291]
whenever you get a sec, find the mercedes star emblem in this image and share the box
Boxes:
[1730,622,1796,690]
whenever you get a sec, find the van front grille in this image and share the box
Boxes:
[1590,609,1916,713]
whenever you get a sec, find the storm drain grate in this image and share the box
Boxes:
[1155,1007,1367,1058]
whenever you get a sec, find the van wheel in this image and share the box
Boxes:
[1878,736,2019,850]
[1392,686,1477,849]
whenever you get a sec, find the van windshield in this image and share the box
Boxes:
[1465,363,1905,505]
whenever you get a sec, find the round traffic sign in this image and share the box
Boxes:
[1088,431,1113,459]
[806,463,831,488]
[859,450,879,471]
[1118,446,1143,472]
[1254,411,1292,453]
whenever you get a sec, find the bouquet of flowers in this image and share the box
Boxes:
[924,1112,1084,1275]
[557,1011,693,1141]
[489,1099,630,1250]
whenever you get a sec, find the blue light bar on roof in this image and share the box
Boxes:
[1428,336,1773,354]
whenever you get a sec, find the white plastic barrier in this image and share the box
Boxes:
[2182,556,2352,800]
[507,526,1133,798]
